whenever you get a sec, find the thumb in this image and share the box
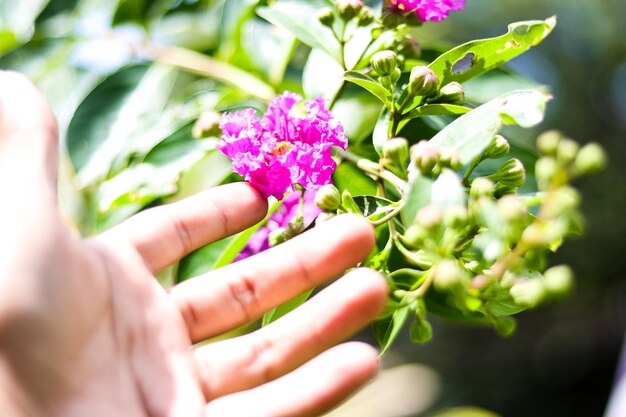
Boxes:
[0,71,59,207]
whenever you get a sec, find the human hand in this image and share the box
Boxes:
[0,71,387,417]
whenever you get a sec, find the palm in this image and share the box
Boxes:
[0,72,387,417]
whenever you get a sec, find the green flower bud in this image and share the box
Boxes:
[542,186,580,218]
[317,7,335,27]
[496,195,527,223]
[381,8,402,28]
[335,0,362,21]
[543,265,573,297]
[437,81,465,105]
[535,156,559,189]
[490,158,526,188]
[408,66,439,98]
[284,217,305,239]
[383,137,409,166]
[520,222,561,248]
[537,130,563,156]
[403,224,428,248]
[470,178,495,199]
[510,279,545,308]
[415,205,443,229]
[556,137,579,166]
[409,317,432,344]
[315,184,341,212]
[410,140,440,175]
[192,111,222,139]
[390,67,402,85]
[433,259,464,290]
[464,260,481,274]
[485,135,510,160]
[371,50,397,76]
[396,35,421,59]
[439,150,462,171]
[268,228,287,247]
[574,142,607,175]
[493,316,517,337]
[357,6,375,26]
[444,206,468,229]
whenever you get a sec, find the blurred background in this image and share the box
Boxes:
[1,0,624,416]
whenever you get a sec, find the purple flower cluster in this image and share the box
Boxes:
[218,92,347,200]
[388,0,466,22]
[236,190,321,260]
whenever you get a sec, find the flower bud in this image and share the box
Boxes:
[357,6,375,26]
[315,184,341,212]
[470,178,495,199]
[437,81,465,105]
[383,137,409,166]
[390,67,402,85]
[396,34,421,59]
[317,7,335,27]
[381,8,402,28]
[415,205,443,229]
[445,206,468,229]
[574,142,607,175]
[408,66,439,97]
[371,50,397,76]
[433,259,464,290]
[510,279,545,308]
[542,186,580,218]
[464,260,481,273]
[493,316,517,337]
[268,228,287,247]
[439,150,462,171]
[536,130,562,156]
[543,265,573,297]
[496,195,527,223]
[485,135,510,160]
[556,137,579,166]
[490,158,526,188]
[520,222,561,248]
[535,156,559,189]
[409,318,432,344]
[192,111,222,139]
[410,140,440,174]
[403,224,428,247]
[335,0,362,21]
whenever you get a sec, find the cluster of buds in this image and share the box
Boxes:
[371,50,402,92]
[318,0,376,28]
[406,66,466,105]
[410,139,461,176]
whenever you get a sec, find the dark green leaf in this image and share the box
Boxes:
[373,304,412,355]
[403,103,471,119]
[353,195,393,221]
[333,162,377,196]
[402,171,434,226]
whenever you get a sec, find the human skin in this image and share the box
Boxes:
[0,71,388,417]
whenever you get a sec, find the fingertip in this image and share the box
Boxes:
[319,213,376,256]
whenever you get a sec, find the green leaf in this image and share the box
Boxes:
[432,169,466,210]
[373,107,392,154]
[343,71,391,109]
[332,92,384,143]
[67,64,182,187]
[373,304,412,355]
[257,0,340,62]
[262,289,313,326]
[353,195,393,222]
[429,89,550,165]
[0,0,50,54]
[333,162,377,196]
[403,103,471,119]
[429,17,557,87]
[402,171,434,226]
[303,48,344,100]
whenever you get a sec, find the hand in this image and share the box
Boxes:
[0,71,387,417]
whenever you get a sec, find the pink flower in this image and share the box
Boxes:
[236,190,322,260]
[218,92,347,200]
[388,0,466,22]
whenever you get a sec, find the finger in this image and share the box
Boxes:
[98,182,267,272]
[203,342,380,417]
[0,71,58,207]
[169,214,376,342]
[195,268,387,399]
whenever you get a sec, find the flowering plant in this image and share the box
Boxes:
[4,0,607,390]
